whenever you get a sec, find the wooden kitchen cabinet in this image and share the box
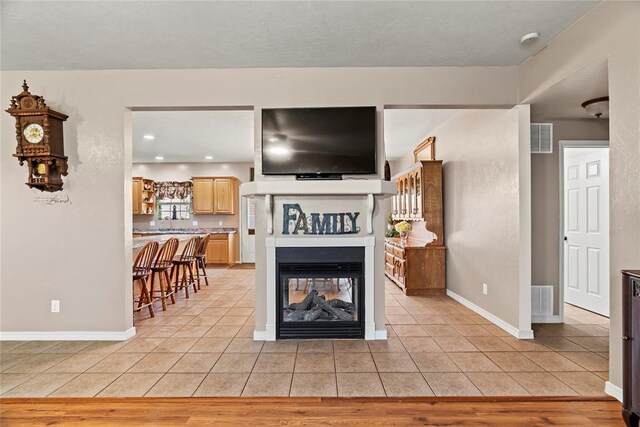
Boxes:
[214,178,235,214]
[193,178,215,214]
[132,178,142,214]
[206,237,228,264]
[132,177,155,215]
[192,176,238,214]
[205,233,239,265]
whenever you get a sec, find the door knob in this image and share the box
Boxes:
[564,236,568,241]
[622,336,630,340]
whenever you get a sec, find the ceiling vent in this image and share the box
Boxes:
[531,123,553,154]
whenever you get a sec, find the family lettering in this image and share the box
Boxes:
[282,203,360,235]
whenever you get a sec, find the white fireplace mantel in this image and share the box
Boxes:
[256,236,381,341]
[240,179,397,197]
[240,179,395,236]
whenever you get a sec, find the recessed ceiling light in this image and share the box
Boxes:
[520,32,540,45]
[155,156,164,160]
[205,155,213,160]
[143,134,155,140]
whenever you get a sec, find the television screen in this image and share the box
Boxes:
[262,106,376,176]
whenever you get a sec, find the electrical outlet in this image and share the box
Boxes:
[218,221,223,226]
[482,283,488,295]
[192,221,198,227]
[51,300,60,313]
[149,221,155,227]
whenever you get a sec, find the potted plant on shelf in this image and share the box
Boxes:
[395,221,412,242]
[385,213,399,238]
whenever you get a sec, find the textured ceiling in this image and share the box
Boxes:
[132,110,254,163]
[1,1,599,70]
[384,109,461,160]
[530,59,608,121]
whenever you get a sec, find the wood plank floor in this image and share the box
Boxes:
[0,397,624,426]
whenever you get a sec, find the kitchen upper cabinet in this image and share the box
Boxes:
[193,178,215,214]
[132,177,155,215]
[132,178,142,214]
[214,178,235,214]
[192,177,238,215]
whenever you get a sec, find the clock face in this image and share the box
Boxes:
[23,123,44,144]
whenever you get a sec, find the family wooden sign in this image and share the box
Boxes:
[282,203,361,235]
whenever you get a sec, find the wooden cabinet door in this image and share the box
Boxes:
[213,178,235,214]
[206,239,228,264]
[227,232,238,265]
[193,178,214,214]
[396,260,406,284]
[132,179,142,214]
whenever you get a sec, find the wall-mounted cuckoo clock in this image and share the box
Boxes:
[6,80,69,192]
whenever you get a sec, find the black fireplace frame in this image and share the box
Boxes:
[276,246,365,339]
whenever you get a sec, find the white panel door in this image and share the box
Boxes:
[563,147,609,316]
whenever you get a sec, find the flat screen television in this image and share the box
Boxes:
[262,106,376,177]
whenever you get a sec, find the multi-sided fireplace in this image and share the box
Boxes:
[276,246,365,339]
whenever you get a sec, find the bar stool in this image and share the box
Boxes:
[194,234,211,289]
[171,236,200,298]
[149,237,179,311]
[133,241,159,318]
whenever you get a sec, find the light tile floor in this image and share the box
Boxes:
[0,267,610,397]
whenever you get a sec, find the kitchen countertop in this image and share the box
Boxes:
[132,233,206,250]
[133,227,237,235]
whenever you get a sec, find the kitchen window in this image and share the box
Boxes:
[157,199,191,220]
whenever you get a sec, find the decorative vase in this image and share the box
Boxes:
[399,231,408,241]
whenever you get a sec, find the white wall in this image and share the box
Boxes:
[131,162,252,229]
[0,66,517,336]
[531,119,609,316]
[519,1,640,394]
[423,109,532,334]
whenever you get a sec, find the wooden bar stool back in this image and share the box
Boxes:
[150,238,179,311]
[133,241,159,318]
[195,234,211,289]
[171,236,200,298]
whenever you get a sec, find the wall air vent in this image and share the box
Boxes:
[531,123,553,154]
[531,285,554,317]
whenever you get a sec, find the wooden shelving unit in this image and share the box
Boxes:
[391,161,443,234]
[132,177,155,215]
[386,160,446,295]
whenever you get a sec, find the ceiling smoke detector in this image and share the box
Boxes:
[581,96,609,119]
[520,32,540,45]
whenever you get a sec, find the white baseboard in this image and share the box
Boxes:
[532,315,563,324]
[446,290,534,339]
[374,328,388,340]
[0,327,136,341]
[253,330,267,341]
[605,381,623,402]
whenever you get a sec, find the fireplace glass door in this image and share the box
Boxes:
[276,247,365,339]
